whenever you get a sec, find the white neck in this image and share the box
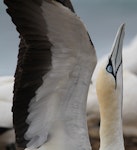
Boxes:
[96,68,125,150]
[99,98,124,150]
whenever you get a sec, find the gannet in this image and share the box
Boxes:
[87,35,137,137]
[96,24,125,150]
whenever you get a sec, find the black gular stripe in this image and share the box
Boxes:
[4,0,76,148]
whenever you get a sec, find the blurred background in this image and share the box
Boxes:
[0,0,137,150]
[0,0,137,75]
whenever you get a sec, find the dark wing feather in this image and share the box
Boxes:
[55,0,75,12]
[5,0,52,148]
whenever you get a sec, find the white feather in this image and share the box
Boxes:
[25,1,96,149]
[0,76,14,128]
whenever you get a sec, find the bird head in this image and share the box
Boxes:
[96,24,125,106]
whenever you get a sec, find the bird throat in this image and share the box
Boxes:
[97,86,125,150]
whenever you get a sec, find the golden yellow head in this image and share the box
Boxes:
[96,24,125,112]
[96,63,116,102]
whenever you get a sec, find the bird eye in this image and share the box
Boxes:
[106,64,113,73]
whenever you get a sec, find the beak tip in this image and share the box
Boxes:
[109,23,125,75]
[120,23,126,35]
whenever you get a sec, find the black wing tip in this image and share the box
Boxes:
[56,0,75,12]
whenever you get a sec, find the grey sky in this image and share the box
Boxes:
[0,0,137,75]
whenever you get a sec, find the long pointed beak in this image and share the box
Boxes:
[109,24,125,76]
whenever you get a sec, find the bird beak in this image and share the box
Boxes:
[109,24,125,76]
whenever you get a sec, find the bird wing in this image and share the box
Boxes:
[4,0,97,149]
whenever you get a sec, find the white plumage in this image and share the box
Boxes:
[0,76,15,150]
[0,76,13,128]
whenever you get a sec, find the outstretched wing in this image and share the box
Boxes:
[4,0,97,149]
